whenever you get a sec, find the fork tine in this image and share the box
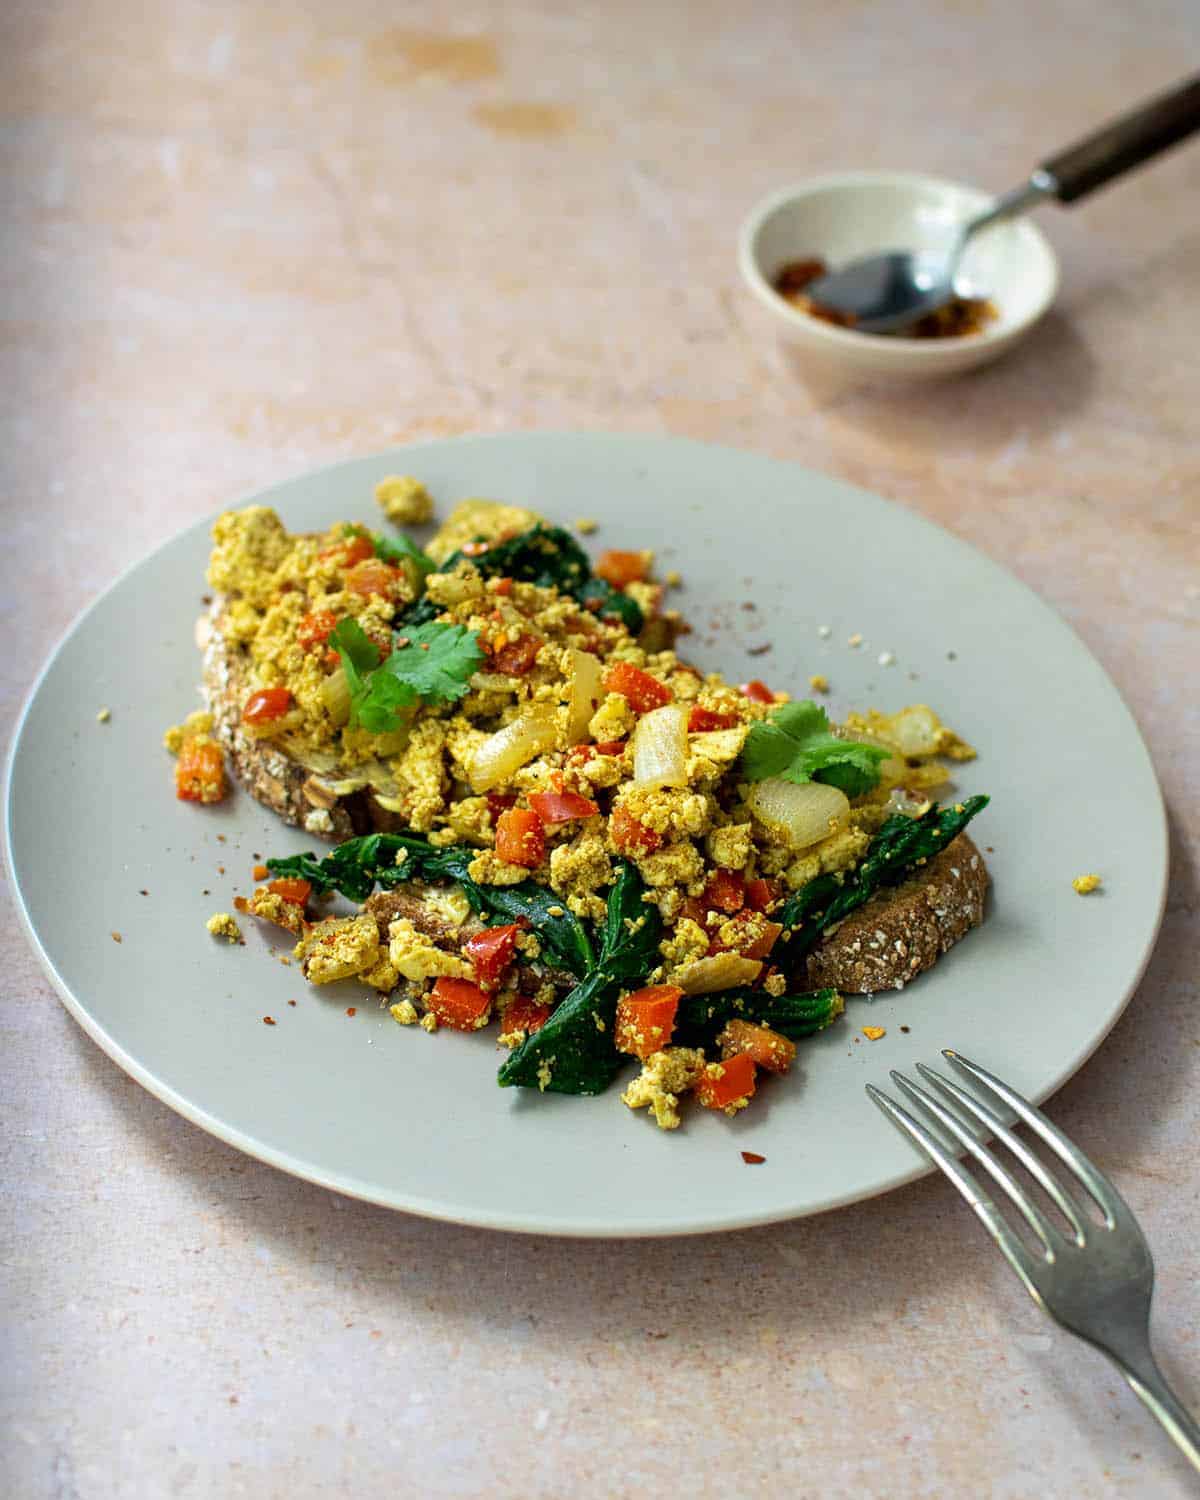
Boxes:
[915,1063,1088,1244]
[867,1084,1041,1300]
[891,1071,1059,1255]
[944,1051,1128,1228]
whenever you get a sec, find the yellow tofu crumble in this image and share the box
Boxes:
[1072,873,1102,895]
[206,913,243,944]
[189,488,985,1132]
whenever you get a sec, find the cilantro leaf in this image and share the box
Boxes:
[374,531,435,580]
[383,623,485,705]
[331,619,485,733]
[740,699,890,798]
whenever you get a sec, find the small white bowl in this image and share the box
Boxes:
[738,171,1059,379]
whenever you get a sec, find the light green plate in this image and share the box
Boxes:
[5,433,1167,1236]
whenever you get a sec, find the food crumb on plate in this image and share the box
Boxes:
[110,930,122,943]
[809,673,829,693]
[665,569,682,588]
[346,1006,357,1017]
[263,1015,276,1026]
[877,651,896,667]
[847,633,863,648]
[1072,873,1103,895]
[374,475,433,526]
[390,999,419,1026]
[96,707,111,723]
[817,624,831,638]
[741,1150,766,1165]
[862,1025,886,1040]
[574,517,598,534]
[206,912,243,944]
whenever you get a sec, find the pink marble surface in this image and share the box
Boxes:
[3,3,1198,1495]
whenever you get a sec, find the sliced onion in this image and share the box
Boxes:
[469,709,559,792]
[884,704,940,757]
[565,649,604,745]
[319,667,351,727]
[886,786,932,819]
[673,953,763,995]
[632,703,688,789]
[747,778,850,850]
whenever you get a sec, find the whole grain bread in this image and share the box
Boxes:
[803,833,988,994]
[201,600,399,842]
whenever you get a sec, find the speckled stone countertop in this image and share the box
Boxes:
[3,4,1198,1496]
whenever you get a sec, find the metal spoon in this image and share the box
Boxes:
[806,75,1200,335]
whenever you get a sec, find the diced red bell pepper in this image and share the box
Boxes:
[529,790,600,825]
[501,993,552,1037]
[491,635,541,676]
[595,549,648,589]
[740,680,775,705]
[463,923,521,989]
[494,808,546,867]
[744,878,777,912]
[615,985,682,1060]
[610,804,662,855]
[345,559,402,598]
[595,739,626,755]
[719,1019,796,1074]
[268,878,312,907]
[321,532,375,566]
[242,687,293,724]
[687,706,740,732]
[725,914,784,960]
[703,869,745,912]
[297,609,339,651]
[604,662,671,715]
[174,739,228,803]
[491,577,514,596]
[696,1051,758,1111]
[486,792,517,824]
[427,977,493,1031]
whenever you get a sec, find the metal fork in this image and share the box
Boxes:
[868,1050,1200,1474]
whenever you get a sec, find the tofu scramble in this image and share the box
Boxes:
[177,484,989,1129]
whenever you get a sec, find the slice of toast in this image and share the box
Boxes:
[803,833,988,994]
[201,599,397,841]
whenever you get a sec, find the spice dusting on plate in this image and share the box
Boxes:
[773,258,998,338]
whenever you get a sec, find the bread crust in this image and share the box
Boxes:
[803,834,988,994]
[201,601,361,840]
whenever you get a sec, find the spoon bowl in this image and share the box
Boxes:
[738,172,1060,380]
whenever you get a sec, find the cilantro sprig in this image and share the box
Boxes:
[740,700,891,798]
[329,618,485,734]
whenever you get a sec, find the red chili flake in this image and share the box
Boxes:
[139,889,149,896]
[263,1016,276,1026]
[346,1007,357,1017]
[741,1151,766,1165]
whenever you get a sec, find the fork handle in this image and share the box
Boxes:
[1107,1346,1200,1474]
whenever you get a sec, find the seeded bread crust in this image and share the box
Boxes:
[803,834,988,994]
[201,600,367,842]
